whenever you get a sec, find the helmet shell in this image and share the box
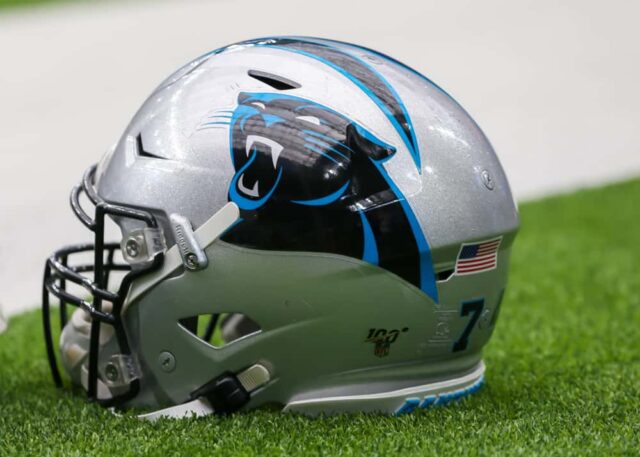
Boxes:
[75,37,519,413]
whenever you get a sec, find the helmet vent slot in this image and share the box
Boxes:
[136,134,168,160]
[248,70,301,90]
[178,313,261,348]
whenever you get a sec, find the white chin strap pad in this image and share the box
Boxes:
[136,398,215,421]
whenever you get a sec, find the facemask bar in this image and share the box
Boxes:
[42,164,164,407]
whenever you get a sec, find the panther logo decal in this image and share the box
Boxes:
[213,92,437,301]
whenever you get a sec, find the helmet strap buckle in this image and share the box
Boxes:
[103,354,140,388]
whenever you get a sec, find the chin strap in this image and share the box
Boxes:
[136,364,270,421]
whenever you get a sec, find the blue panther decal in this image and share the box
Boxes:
[212,92,438,302]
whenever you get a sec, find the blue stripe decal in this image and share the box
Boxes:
[353,123,395,163]
[358,210,379,265]
[370,158,438,303]
[395,375,485,415]
[348,122,436,298]
[296,36,456,99]
[326,145,350,161]
[229,104,260,166]
[303,135,331,149]
[201,121,231,126]
[307,37,485,134]
[419,396,437,408]
[240,115,251,131]
[292,180,351,206]
[395,398,420,415]
[262,113,285,127]
[261,44,422,172]
[352,55,419,165]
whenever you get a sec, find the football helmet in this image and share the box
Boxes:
[42,37,519,419]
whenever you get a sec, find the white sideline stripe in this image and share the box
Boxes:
[283,361,485,409]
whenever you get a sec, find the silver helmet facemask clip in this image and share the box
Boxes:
[42,164,165,407]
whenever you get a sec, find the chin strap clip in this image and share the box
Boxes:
[190,373,250,415]
[170,214,208,271]
[121,227,166,266]
[136,364,270,421]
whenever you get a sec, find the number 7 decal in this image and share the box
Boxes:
[453,298,484,352]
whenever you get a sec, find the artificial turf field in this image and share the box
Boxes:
[1,180,639,456]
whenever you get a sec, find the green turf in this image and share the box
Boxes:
[1,180,639,456]
[0,0,74,10]
[0,0,115,12]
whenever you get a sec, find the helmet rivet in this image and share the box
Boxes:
[481,170,495,190]
[105,362,119,382]
[158,351,176,373]
[185,253,199,270]
[125,238,141,258]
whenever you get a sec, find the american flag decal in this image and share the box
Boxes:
[455,237,502,275]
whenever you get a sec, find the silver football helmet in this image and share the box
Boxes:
[43,37,519,419]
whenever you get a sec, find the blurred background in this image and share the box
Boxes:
[1,0,639,315]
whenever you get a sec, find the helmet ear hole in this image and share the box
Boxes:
[178,313,261,348]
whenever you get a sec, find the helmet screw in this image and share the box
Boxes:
[158,351,176,373]
[105,362,119,382]
[481,170,495,190]
[185,253,199,270]
[125,238,141,258]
